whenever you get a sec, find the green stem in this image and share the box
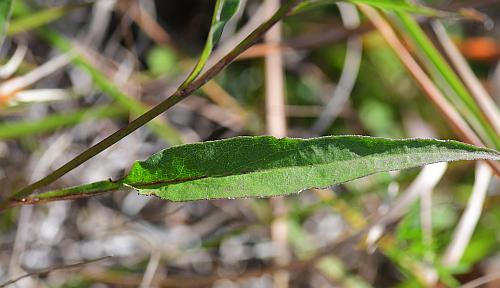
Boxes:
[5,180,123,210]
[4,0,300,206]
[179,0,225,89]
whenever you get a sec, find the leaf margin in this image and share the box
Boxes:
[23,136,500,203]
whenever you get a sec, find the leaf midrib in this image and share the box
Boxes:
[127,150,490,188]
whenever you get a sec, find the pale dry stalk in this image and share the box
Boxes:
[358,4,500,176]
[264,0,290,287]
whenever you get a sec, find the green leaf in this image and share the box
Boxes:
[0,105,126,140]
[8,2,92,35]
[146,46,179,76]
[293,0,439,16]
[31,181,123,202]
[30,136,500,203]
[179,0,240,89]
[0,0,13,44]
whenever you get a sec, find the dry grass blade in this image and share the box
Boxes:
[265,0,287,138]
[442,161,492,266]
[396,12,498,148]
[366,162,448,247]
[0,53,72,103]
[0,44,27,79]
[358,4,500,176]
[139,250,161,288]
[263,1,290,287]
[311,2,362,135]
[115,0,170,45]
[431,20,500,134]
[461,272,500,288]
[0,256,112,288]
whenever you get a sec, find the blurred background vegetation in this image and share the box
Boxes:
[0,0,499,287]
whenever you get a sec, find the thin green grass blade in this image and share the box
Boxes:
[0,0,13,44]
[27,136,500,203]
[0,105,126,140]
[396,12,500,149]
[7,2,92,35]
[179,0,240,89]
[294,0,439,15]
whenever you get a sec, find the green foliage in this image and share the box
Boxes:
[294,0,438,15]
[358,99,403,138]
[391,201,464,287]
[180,0,241,88]
[0,105,126,140]
[2,0,500,286]
[287,217,316,259]
[146,46,179,76]
[0,0,12,44]
[121,136,500,201]
[460,208,500,266]
[8,2,91,35]
[33,180,123,201]
[29,136,500,202]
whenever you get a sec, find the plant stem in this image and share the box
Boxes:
[4,0,300,206]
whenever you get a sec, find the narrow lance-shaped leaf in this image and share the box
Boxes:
[179,0,240,89]
[293,0,439,16]
[27,136,500,203]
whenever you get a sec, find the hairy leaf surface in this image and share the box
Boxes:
[123,136,499,201]
[29,136,500,203]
